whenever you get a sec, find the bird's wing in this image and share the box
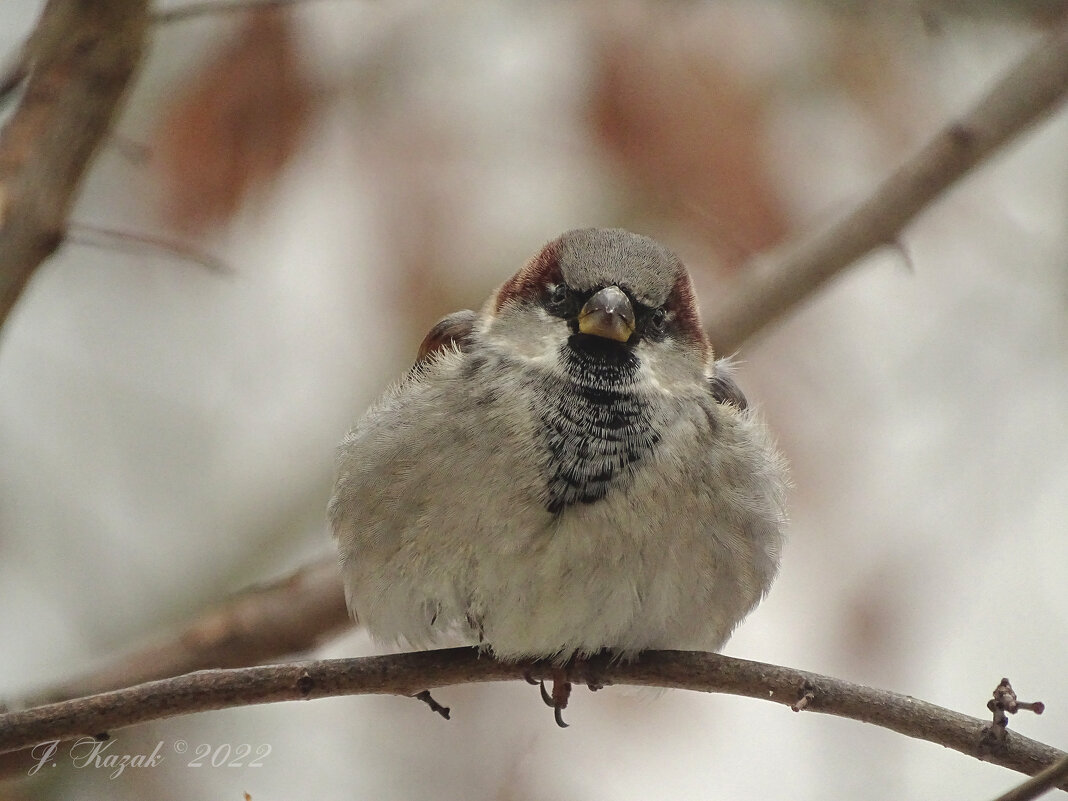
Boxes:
[415,310,479,366]
[707,361,749,410]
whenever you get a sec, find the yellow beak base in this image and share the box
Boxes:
[577,286,635,343]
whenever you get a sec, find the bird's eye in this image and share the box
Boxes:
[546,284,569,310]
[649,308,668,334]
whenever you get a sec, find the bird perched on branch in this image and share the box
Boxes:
[329,228,787,724]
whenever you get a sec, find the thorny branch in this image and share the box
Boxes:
[0,650,1063,791]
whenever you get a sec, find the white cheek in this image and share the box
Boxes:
[484,306,567,365]
[636,340,707,396]
[639,363,668,394]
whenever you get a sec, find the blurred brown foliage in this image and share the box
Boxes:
[152,10,316,234]
[590,14,790,268]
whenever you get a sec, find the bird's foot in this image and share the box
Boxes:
[530,667,571,727]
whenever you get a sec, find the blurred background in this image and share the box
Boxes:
[1,1,1066,799]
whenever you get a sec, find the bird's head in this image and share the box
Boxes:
[484,228,711,387]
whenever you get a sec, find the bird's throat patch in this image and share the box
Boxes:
[540,339,660,514]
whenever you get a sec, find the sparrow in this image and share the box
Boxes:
[329,228,787,723]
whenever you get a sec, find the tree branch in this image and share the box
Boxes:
[13,558,350,709]
[154,0,348,25]
[994,756,1068,801]
[0,649,1063,790]
[705,11,1068,353]
[9,9,1068,730]
[0,560,352,779]
[0,0,150,330]
[0,5,1065,793]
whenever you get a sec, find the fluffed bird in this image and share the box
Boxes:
[329,228,787,722]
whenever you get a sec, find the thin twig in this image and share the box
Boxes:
[0,649,1063,789]
[154,0,356,25]
[13,558,349,709]
[705,12,1068,353]
[66,223,231,274]
[0,0,150,330]
[0,49,29,103]
[991,755,1068,801]
[0,558,351,779]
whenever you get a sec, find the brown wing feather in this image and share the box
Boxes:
[415,310,479,366]
[708,367,748,410]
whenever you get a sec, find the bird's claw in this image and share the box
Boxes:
[539,680,554,707]
[526,673,569,725]
[554,705,569,728]
[550,679,572,727]
[524,668,574,727]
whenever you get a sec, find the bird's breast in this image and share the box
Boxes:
[539,343,661,515]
